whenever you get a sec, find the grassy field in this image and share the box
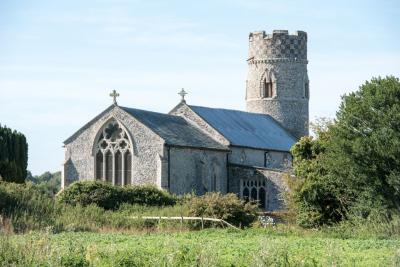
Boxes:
[2,228,400,267]
[1,182,400,266]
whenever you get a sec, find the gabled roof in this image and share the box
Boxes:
[189,105,297,151]
[64,104,115,144]
[120,107,228,151]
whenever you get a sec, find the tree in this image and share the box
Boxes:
[288,76,400,227]
[0,125,28,183]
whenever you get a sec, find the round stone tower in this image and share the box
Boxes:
[245,30,309,139]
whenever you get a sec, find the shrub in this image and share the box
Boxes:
[58,181,176,210]
[0,182,57,232]
[121,185,176,206]
[57,181,119,210]
[186,192,258,228]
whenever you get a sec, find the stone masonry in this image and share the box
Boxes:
[246,30,309,139]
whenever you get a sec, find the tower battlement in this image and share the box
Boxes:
[248,30,307,61]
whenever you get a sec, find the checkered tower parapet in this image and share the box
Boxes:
[248,30,307,61]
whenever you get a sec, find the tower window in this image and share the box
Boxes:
[304,81,309,99]
[263,78,273,98]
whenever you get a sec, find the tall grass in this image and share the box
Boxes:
[1,229,400,267]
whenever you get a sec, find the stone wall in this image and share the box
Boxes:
[62,106,165,188]
[228,164,288,211]
[229,146,291,170]
[169,146,228,195]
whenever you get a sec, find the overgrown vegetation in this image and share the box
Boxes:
[26,171,61,196]
[58,181,177,209]
[0,181,258,233]
[0,125,28,183]
[186,192,258,228]
[287,76,400,227]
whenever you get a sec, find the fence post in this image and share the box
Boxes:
[201,217,204,230]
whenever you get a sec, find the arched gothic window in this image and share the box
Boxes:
[94,120,133,186]
[240,178,267,209]
[261,70,275,99]
[263,77,273,98]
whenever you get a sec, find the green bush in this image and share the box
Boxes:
[186,192,258,228]
[0,182,57,232]
[58,181,176,209]
[57,181,119,210]
[121,185,176,206]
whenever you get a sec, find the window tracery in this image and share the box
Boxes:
[94,120,132,185]
[240,178,267,209]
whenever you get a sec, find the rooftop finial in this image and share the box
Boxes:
[110,89,120,105]
[178,88,188,102]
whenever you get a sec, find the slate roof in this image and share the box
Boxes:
[189,105,297,151]
[120,106,228,151]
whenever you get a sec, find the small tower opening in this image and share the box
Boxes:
[304,81,310,99]
[263,77,273,98]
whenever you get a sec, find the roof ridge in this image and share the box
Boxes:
[120,106,184,119]
[189,105,273,117]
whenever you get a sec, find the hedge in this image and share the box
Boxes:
[57,181,176,209]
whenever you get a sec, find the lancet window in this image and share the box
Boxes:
[261,71,275,98]
[240,178,267,209]
[304,80,310,99]
[263,77,273,98]
[94,120,132,186]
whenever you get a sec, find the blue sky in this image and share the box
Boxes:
[0,0,399,175]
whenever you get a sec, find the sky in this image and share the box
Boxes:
[0,0,399,175]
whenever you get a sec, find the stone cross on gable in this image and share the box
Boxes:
[178,88,188,102]
[110,90,120,105]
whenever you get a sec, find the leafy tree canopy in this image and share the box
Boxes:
[289,76,400,227]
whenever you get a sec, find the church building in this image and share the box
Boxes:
[62,30,309,211]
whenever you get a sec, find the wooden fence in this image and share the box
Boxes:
[131,216,240,230]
